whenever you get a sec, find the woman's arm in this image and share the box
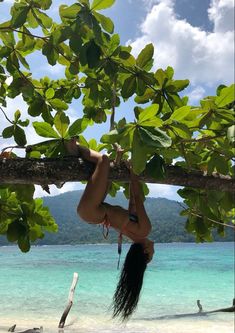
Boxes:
[126,170,152,238]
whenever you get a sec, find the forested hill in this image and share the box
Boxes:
[0,191,233,246]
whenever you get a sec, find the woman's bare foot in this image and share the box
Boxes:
[64,137,80,156]
[114,146,124,165]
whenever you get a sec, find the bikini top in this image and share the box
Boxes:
[102,209,139,269]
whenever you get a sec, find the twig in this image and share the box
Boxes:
[1,145,26,153]
[180,135,224,144]
[110,79,117,131]
[189,210,235,229]
[0,106,14,124]
[0,26,49,40]
[177,202,235,230]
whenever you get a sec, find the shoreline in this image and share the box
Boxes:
[0,240,234,249]
[0,313,234,333]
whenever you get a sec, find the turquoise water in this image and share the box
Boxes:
[0,243,234,333]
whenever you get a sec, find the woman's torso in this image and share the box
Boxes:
[102,202,142,242]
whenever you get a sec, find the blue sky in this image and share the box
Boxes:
[0,0,234,200]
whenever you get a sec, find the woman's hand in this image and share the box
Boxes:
[142,239,154,263]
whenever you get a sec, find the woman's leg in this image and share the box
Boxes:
[78,153,110,223]
[66,139,110,223]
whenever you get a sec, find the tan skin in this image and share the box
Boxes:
[66,138,154,263]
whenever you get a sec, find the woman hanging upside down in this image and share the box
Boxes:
[66,138,154,321]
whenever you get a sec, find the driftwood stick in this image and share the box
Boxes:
[196,300,203,312]
[17,329,42,333]
[8,325,16,332]
[206,298,235,313]
[58,272,79,328]
[196,298,235,314]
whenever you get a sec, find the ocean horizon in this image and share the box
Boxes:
[0,242,234,333]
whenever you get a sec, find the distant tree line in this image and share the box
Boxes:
[1,190,233,246]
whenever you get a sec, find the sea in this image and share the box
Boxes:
[0,242,234,333]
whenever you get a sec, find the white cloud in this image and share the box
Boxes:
[130,0,234,87]
[142,0,172,10]
[39,63,65,76]
[208,0,234,32]
[187,86,206,104]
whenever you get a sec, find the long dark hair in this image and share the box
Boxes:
[112,243,148,321]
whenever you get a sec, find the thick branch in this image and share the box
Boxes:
[0,157,234,192]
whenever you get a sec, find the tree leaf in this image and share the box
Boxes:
[215,84,235,107]
[138,104,159,123]
[49,98,68,111]
[45,88,55,99]
[68,60,80,75]
[59,4,81,19]
[170,123,192,139]
[170,106,191,121]
[93,12,114,33]
[12,184,35,202]
[136,77,146,96]
[208,153,229,175]
[67,118,89,137]
[2,126,14,138]
[139,126,172,148]
[139,118,163,127]
[14,126,27,146]
[165,79,189,93]
[31,0,52,10]
[155,68,168,88]
[136,43,154,68]
[16,51,30,70]
[121,75,137,98]
[146,154,165,180]
[14,110,21,122]
[86,40,101,68]
[132,129,148,174]
[100,129,119,144]
[91,0,115,11]
[54,112,70,138]
[11,3,30,28]
[33,122,60,138]
[27,9,39,28]
[135,88,155,104]
[28,99,46,117]
[36,10,53,29]
[51,26,72,45]
[165,66,174,79]
[42,43,59,66]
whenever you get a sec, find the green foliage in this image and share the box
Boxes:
[0,0,234,251]
[0,185,57,252]
[91,0,116,11]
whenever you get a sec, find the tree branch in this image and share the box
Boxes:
[0,157,234,192]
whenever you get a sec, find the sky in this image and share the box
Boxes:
[0,0,234,200]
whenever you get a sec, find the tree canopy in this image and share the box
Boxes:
[0,0,234,252]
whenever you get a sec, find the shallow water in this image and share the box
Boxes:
[0,243,234,333]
